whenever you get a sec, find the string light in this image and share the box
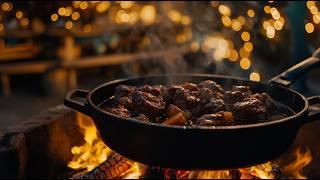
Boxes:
[250,72,260,81]
[96,2,110,13]
[305,23,314,33]
[16,11,23,19]
[307,1,316,9]
[2,2,10,11]
[20,18,29,26]
[240,58,251,69]
[266,26,275,38]
[80,2,88,10]
[218,5,231,16]
[71,12,80,20]
[120,1,134,9]
[247,9,255,17]
[140,5,156,25]
[168,9,182,23]
[65,7,73,16]
[58,7,66,16]
[231,20,241,31]
[244,42,253,52]
[241,31,250,42]
[264,5,271,13]
[221,16,231,27]
[239,48,250,58]
[51,13,58,21]
[229,49,238,61]
[65,21,73,29]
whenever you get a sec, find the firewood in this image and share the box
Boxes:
[71,153,132,179]
[73,118,177,179]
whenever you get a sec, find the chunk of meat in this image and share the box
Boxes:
[194,88,225,116]
[250,93,275,111]
[134,113,150,123]
[231,85,252,97]
[198,80,224,93]
[117,96,133,110]
[173,88,199,111]
[114,85,135,100]
[163,85,185,104]
[138,85,163,98]
[224,85,253,109]
[131,91,165,117]
[103,107,131,118]
[196,111,233,126]
[233,97,268,121]
[180,82,199,91]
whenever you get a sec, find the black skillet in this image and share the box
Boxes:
[64,49,320,170]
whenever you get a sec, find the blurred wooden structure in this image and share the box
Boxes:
[0,30,190,97]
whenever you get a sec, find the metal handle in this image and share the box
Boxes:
[269,48,320,87]
[307,96,320,123]
[64,89,91,116]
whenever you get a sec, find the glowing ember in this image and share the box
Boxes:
[283,148,312,179]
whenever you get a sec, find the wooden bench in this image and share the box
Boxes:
[0,61,56,97]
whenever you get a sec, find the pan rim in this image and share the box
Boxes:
[87,73,309,130]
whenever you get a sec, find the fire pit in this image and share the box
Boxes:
[0,105,319,179]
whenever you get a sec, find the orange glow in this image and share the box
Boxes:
[68,113,112,171]
[96,2,110,13]
[247,9,255,17]
[305,23,314,33]
[283,148,312,179]
[241,31,250,42]
[231,20,241,31]
[140,5,156,25]
[218,5,231,16]
[240,58,251,69]
[250,72,260,81]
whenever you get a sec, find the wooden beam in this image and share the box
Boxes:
[1,74,10,97]
[61,46,190,69]
[0,61,55,75]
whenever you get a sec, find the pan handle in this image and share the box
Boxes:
[307,96,320,123]
[269,48,320,87]
[64,89,91,116]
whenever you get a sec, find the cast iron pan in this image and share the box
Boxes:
[64,49,320,170]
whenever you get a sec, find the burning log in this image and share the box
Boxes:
[71,114,186,179]
[71,153,132,179]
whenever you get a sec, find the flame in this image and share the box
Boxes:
[283,148,312,179]
[68,113,112,171]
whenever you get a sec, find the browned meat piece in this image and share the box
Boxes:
[198,80,224,93]
[250,93,275,111]
[224,86,253,109]
[196,111,233,126]
[224,90,245,105]
[134,113,150,122]
[117,96,133,109]
[193,88,225,116]
[163,85,185,104]
[131,91,165,117]
[233,97,268,121]
[103,107,131,118]
[114,85,135,100]
[173,88,199,111]
[138,85,163,98]
[231,85,252,97]
[181,82,199,91]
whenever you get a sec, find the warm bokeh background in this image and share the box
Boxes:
[0,1,319,129]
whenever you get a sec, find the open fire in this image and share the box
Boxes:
[68,114,312,179]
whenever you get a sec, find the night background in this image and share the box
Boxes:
[0,1,320,179]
